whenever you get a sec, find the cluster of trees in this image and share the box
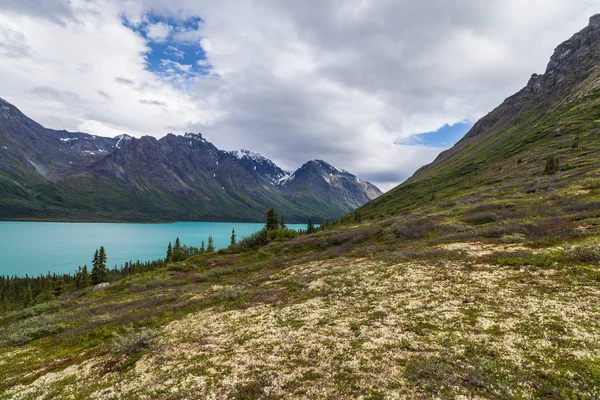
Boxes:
[165,236,217,263]
[235,208,320,248]
[0,248,166,312]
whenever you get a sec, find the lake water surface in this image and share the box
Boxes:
[0,221,305,277]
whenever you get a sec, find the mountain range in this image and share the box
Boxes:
[0,99,381,222]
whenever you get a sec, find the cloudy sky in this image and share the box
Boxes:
[0,0,598,191]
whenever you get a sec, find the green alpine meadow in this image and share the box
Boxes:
[1,4,600,400]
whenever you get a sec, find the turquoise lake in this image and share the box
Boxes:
[0,221,306,277]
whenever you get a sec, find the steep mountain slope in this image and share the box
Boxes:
[0,101,381,222]
[358,14,600,219]
[0,98,86,180]
[49,130,132,161]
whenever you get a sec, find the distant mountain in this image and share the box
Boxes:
[0,100,381,222]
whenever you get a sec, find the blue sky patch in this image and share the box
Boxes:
[398,121,472,148]
[121,13,214,80]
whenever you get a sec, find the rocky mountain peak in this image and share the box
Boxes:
[524,13,600,94]
[183,132,206,142]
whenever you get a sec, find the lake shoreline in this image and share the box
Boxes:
[0,221,307,278]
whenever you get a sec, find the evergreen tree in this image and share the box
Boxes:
[91,247,108,285]
[307,218,315,234]
[75,266,83,288]
[230,229,236,246]
[200,240,206,254]
[280,214,286,229]
[80,265,91,288]
[99,246,107,267]
[173,237,183,261]
[25,284,33,307]
[545,154,560,174]
[166,242,173,262]
[266,208,278,231]
[91,249,101,285]
[207,236,215,252]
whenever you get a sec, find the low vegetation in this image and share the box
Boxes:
[0,168,599,398]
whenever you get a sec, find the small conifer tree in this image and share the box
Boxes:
[307,218,315,234]
[166,242,173,262]
[230,229,236,246]
[81,265,91,287]
[207,236,215,252]
[544,154,560,174]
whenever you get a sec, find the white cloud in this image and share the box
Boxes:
[0,0,598,191]
[145,21,172,42]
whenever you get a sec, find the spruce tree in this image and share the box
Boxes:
[545,154,560,174]
[307,218,315,234]
[200,240,206,254]
[99,246,108,282]
[266,208,278,231]
[280,214,286,229]
[173,237,182,261]
[75,266,83,288]
[207,236,215,252]
[81,265,91,287]
[91,249,101,285]
[166,242,173,262]
[230,229,236,246]
[91,247,108,285]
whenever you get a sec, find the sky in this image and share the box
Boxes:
[0,1,598,191]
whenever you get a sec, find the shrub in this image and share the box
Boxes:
[565,245,600,263]
[1,314,65,345]
[268,228,300,241]
[238,228,270,248]
[215,286,247,302]
[193,268,233,282]
[392,219,436,240]
[463,212,501,225]
[500,233,527,243]
[112,326,158,356]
